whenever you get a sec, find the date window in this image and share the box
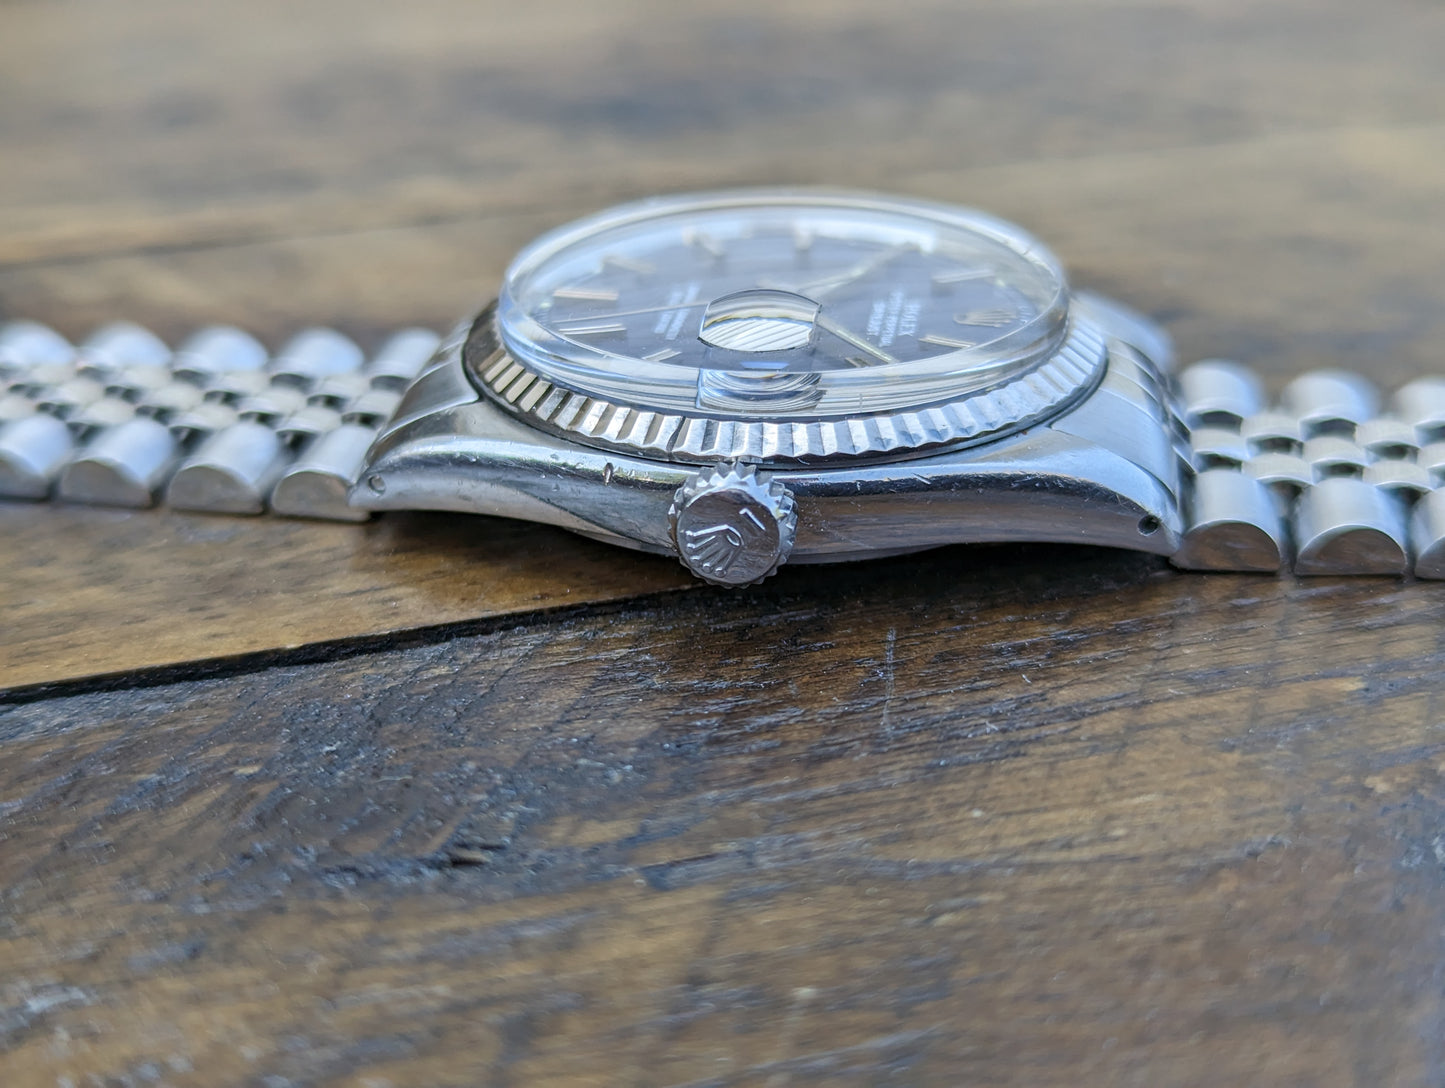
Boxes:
[697,289,820,354]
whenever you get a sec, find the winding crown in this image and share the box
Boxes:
[668,463,797,586]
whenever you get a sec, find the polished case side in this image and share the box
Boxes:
[353,301,1184,563]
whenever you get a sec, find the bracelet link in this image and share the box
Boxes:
[1173,360,1445,578]
[0,320,442,519]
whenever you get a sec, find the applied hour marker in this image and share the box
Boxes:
[683,228,726,260]
[642,348,681,362]
[793,229,815,269]
[559,322,628,339]
[917,334,977,350]
[931,268,994,287]
[553,287,620,302]
[602,255,656,275]
[954,308,1017,328]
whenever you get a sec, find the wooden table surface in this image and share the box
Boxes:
[4,2,1445,1084]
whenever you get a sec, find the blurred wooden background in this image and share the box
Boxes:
[3,1,1445,1084]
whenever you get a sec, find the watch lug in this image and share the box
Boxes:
[1072,289,1175,375]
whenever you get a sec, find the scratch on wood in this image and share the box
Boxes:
[882,626,897,733]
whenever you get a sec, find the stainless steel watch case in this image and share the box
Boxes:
[11,294,1445,584]
[353,293,1184,580]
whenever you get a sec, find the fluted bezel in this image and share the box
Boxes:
[464,308,1108,466]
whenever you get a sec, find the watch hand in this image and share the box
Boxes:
[813,313,899,365]
[554,300,706,328]
[760,243,916,300]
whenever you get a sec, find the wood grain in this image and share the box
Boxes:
[0,504,691,691]
[4,551,1445,1085]
[4,0,1445,1083]
[5,0,1445,684]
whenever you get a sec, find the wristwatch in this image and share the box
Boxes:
[4,188,1445,586]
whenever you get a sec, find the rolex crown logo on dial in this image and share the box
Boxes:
[668,463,797,586]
